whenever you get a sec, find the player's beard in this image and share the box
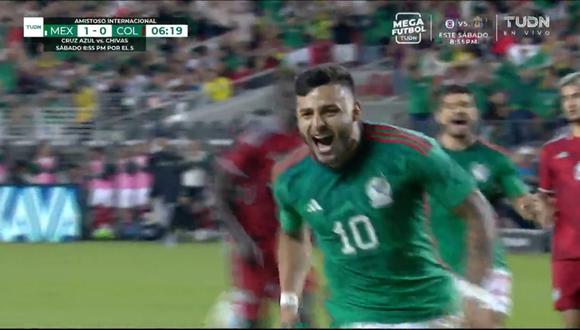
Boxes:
[446,126,471,140]
[448,130,468,139]
[445,126,477,147]
[307,124,357,168]
[565,116,580,125]
[564,104,580,124]
[324,123,360,169]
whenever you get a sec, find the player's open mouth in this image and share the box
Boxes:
[312,135,334,154]
[451,119,469,127]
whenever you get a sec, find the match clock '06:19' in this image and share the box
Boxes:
[145,24,188,38]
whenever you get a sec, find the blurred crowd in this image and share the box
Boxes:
[0,137,223,242]
[0,0,396,142]
[0,0,395,119]
[1,1,577,130]
[0,0,579,235]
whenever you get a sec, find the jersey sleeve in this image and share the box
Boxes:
[415,142,477,210]
[272,176,303,235]
[497,155,529,199]
[538,145,554,195]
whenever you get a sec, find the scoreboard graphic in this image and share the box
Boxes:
[23,17,188,52]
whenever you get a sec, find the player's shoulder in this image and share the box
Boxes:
[476,139,514,160]
[542,133,568,151]
[363,122,435,156]
[271,145,311,185]
[538,134,570,163]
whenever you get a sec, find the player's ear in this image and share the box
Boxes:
[352,101,362,121]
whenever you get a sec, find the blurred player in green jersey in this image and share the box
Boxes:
[271,64,498,328]
[431,84,540,327]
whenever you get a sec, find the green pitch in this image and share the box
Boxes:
[0,242,562,328]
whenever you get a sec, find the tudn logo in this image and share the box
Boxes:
[504,15,550,28]
[392,12,427,44]
[501,15,551,38]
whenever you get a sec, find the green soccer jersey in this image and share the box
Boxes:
[429,140,529,276]
[272,123,477,326]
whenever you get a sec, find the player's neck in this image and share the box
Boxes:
[571,124,580,137]
[438,133,477,151]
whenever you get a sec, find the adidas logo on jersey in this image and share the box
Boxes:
[555,152,569,159]
[306,199,323,213]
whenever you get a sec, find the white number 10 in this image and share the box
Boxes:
[333,215,379,255]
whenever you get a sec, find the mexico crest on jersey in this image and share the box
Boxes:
[470,163,490,183]
[366,176,392,208]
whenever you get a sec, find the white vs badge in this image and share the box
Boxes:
[366,177,392,208]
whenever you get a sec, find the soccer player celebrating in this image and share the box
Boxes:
[272,64,497,328]
[214,107,317,328]
[538,72,580,328]
[431,84,539,327]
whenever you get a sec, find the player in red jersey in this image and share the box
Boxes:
[213,109,317,328]
[538,72,580,328]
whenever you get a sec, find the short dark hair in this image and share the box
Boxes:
[295,64,355,97]
[438,84,473,99]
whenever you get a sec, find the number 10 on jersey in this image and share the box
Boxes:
[333,215,379,255]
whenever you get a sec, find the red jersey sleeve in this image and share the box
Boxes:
[217,141,258,178]
[539,145,554,195]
